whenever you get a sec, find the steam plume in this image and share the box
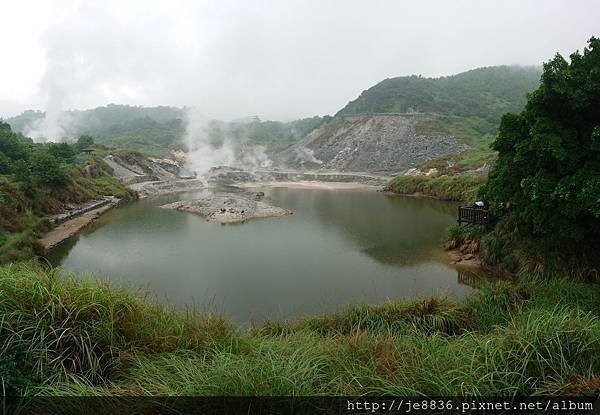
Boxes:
[183,108,272,176]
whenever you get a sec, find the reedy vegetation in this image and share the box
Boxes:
[0,263,598,396]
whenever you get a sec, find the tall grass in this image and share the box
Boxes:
[0,263,233,393]
[1,263,598,396]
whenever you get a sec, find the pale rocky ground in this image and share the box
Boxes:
[103,154,183,184]
[104,154,391,199]
[129,179,206,198]
[160,193,292,224]
[204,166,390,187]
[104,154,205,198]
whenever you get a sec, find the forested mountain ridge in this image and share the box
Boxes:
[5,105,326,157]
[6,105,185,137]
[5,105,187,157]
[338,66,541,120]
[339,66,541,159]
[3,66,542,165]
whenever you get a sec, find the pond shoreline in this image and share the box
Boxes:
[42,181,383,251]
[49,186,478,322]
[38,199,121,251]
[44,180,496,282]
[380,190,452,200]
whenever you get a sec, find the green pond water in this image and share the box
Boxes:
[49,187,489,324]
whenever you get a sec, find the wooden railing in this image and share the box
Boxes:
[458,206,491,226]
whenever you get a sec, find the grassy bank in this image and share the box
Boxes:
[384,175,486,202]
[1,263,598,396]
[0,156,134,264]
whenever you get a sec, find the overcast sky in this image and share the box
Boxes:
[0,0,598,121]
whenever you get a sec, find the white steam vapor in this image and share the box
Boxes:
[24,2,184,142]
[25,111,73,143]
[24,58,70,142]
[184,108,272,176]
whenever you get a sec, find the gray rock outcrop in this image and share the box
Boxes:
[273,114,468,175]
[160,194,292,224]
[104,153,205,198]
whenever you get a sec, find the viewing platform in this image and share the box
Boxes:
[458,205,492,227]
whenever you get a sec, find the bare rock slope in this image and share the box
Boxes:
[273,114,468,175]
[103,153,179,184]
[104,152,205,198]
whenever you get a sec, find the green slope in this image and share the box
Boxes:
[338,66,541,121]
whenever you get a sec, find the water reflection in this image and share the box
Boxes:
[261,188,457,267]
[49,187,492,324]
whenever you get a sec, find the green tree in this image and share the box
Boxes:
[0,122,30,161]
[12,159,36,198]
[29,150,69,185]
[481,37,600,247]
[76,135,95,151]
[48,142,76,163]
[0,151,11,174]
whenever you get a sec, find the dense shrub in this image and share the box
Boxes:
[48,142,76,163]
[29,150,69,185]
[481,37,600,251]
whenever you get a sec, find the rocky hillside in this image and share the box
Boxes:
[102,151,184,185]
[273,113,467,174]
[273,66,541,175]
[99,150,207,198]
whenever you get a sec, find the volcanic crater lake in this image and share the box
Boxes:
[49,187,488,324]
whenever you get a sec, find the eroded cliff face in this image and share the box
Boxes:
[103,153,179,185]
[273,114,468,175]
[103,152,206,198]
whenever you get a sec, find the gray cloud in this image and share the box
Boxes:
[1,0,599,121]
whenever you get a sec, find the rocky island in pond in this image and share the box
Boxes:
[160,193,292,224]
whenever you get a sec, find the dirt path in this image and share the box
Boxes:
[38,203,117,251]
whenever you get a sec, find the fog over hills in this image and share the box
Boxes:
[1,0,597,122]
[5,66,539,141]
